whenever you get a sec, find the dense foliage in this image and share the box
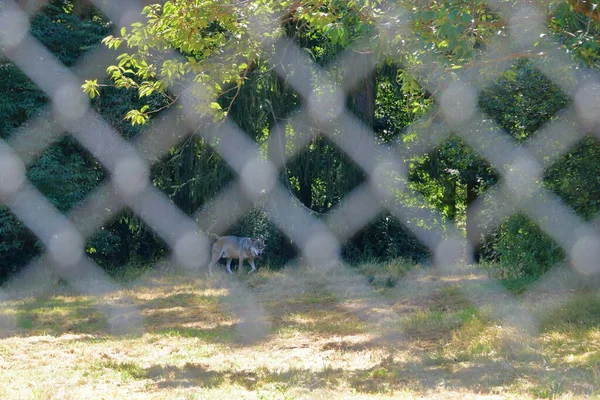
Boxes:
[1,0,600,285]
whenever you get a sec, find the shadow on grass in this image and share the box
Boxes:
[131,352,597,397]
[141,292,206,310]
[0,280,235,343]
[1,269,599,397]
[147,363,226,388]
[272,307,370,338]
[12,296,107,335]
[539,291,600,332]
[154,325,235,343]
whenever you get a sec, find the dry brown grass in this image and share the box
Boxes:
[0,264,598,399]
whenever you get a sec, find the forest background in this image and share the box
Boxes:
[1,0,600,292]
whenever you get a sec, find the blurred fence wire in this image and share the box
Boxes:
[1,0,599,367]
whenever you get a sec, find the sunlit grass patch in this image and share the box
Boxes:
[539,291,600,332]
[10,295,107,335]
[277,309,369,337]
[156,325,236,343]
[298,293,337,304]
[541,330,600,362]
[538,330,600,396]
[528,382,567,399]
[145,362,226,389]
[430,316,510,365]
[399,287,527,368]
[347,363,404,394]
[536,292,600,387]
[244,267,282,286]
[402,299,480,340]
[430,285,472,312]
[1,267,599,399]
[357,258,415,289]
[141,292,211,309]
[526,361,598,400]
[103,359,148,380]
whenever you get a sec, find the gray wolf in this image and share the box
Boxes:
[208,236,265,275]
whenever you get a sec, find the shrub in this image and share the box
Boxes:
[342,212,430,264]
[483,214,565,281]
[226,208,297,268]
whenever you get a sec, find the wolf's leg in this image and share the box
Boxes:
[208,250,223,275]
[239,257,244,273]
[226,258,233,274]
[248,259,256,273]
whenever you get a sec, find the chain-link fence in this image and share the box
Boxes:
[1,0,599,395]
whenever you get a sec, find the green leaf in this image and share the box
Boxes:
[81,80,100,99]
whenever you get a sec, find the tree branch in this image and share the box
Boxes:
[225,60,255,115]
[460,50,549,70]
[567,0,600,22]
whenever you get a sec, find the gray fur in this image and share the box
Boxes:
[208,236,265,275]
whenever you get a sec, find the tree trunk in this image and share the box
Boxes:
[267,77,288,171]
[73,0,93,20]
[267,102,288,204]
[348,54,376,128]
[428,150,440,178]
[446,178,457,222]
[347,52,376,190]
[174,138,195,214]
[466,177,480,260]
[296,150,313,209]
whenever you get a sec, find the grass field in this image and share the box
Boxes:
[0,262,598,399]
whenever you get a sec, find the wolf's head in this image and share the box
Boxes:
[250,238,265,258]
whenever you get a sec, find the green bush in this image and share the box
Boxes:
[544,136,600,221]
[226,208,296,268]
[484,214,565,281]
[0,209,41,280]
[86,213,167,272]
[0,3,110,281]
[358,258,415,289]
[342,212,430,264]
[0,139,105,279]
[30,2,111,67]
